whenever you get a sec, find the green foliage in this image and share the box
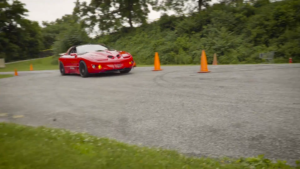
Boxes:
[52,23,90,56]
[0,0,90,62]
[235,154,300,169]
[77,0,150,32]
[41,15,75,50]
[94,0,300,64]
[150,0,188,13]
[0,0,44,62]
[150,0,212,13]
[40,13,90,57]
[1,122,299,169]
[2,0,300,65]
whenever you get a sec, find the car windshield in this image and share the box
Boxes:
[76,44,108,55]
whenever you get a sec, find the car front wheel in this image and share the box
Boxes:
[59,61,66,75]
[79,61,89,77]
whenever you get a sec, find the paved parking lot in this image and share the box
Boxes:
[1,64,300,164]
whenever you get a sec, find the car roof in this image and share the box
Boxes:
[74,44,105,48]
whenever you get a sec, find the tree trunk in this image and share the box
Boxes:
[198,0,203,11]
[128,0,133,28]
[128,15,133,28]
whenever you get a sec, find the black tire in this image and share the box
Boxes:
[79,61,89,77]
[59,61,66,75]
[120,68,131,73]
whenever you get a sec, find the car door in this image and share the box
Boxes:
[62,47,77,73]
[69,47,80,74]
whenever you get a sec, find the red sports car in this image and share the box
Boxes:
[58,44,135,77]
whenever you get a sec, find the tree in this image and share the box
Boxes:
[40,13,90,56]
[41,14,79,49]
[0,0,43,61]
[52,23,90,56]
[76,0,150,33]
[150,0,211,13]
[150,0,188,13]
[0,0,28,32]
[197,0,211,11]
[92,0,300,65]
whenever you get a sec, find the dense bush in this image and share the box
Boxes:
[95,0,300,65]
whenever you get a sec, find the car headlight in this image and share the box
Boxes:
[92,65,96,69]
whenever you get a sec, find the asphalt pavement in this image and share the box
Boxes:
[1,64,300,164]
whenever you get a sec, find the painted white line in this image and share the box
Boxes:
[0,113,8,117]
[12,115,24,118]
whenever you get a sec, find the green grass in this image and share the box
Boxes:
[0,74,13,79]
[0,56,58,72]
[0,122,299,169]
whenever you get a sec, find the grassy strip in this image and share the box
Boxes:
[0,122,299,169]
[0,57,58,72]
[0,74,13,79]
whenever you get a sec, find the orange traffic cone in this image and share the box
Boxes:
[30,64,33,71]
[198,50,210,73]
[212,53,218,65]
[14,69,18,76]
[153,52,162,71]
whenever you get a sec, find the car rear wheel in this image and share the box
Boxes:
[79,61,89,77]
[59,61,66,75]
[120,68,131,73]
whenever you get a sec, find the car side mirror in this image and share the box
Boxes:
[70,53,77,57]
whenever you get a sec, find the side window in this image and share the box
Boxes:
[68,48,73,55]
[69,47,77,54]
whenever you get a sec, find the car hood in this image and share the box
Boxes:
[81,50,121,61]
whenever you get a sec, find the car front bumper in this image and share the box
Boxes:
[87,60,134,74]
